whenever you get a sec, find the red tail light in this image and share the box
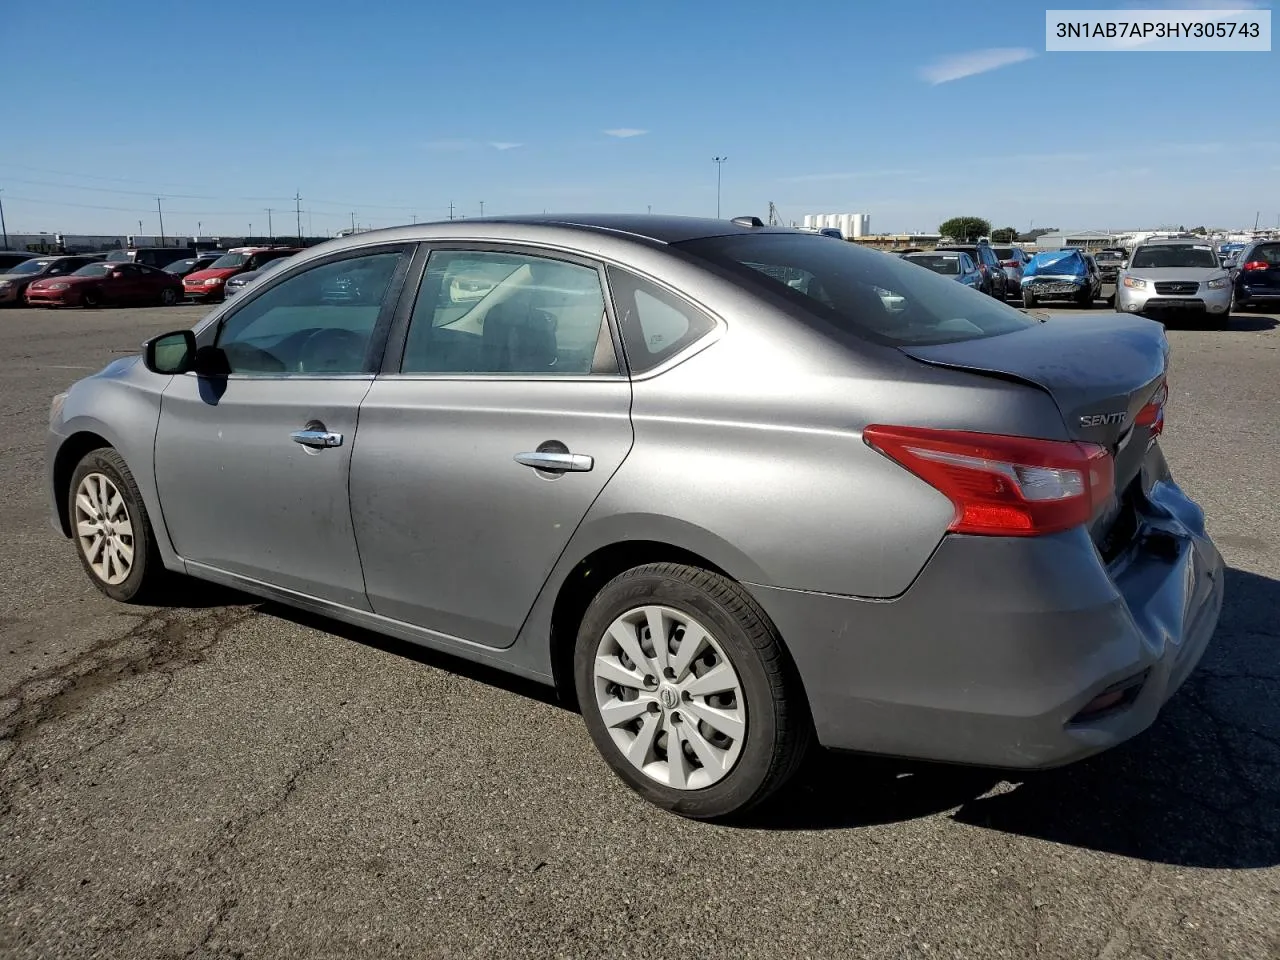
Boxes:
[1134,379,1167,437]
[863,425,1114,537]
[1243,260,1269,271]
[1002,260,1018,267]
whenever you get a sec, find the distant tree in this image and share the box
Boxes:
[1190,225,1207,235]
[939,217,991,242]
[991,226,1020,243]
[1020,227,1058,241]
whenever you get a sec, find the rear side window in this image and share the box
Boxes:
[606,267,716,374]
[675,233,1036,347]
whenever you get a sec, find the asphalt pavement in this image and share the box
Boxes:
[1,302,1278,959]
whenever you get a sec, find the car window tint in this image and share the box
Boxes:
[605,267,717,373]
[401,250,606,375]
[676,233,1036,347]
[215,250,404,375]
[1247,243,1280,264]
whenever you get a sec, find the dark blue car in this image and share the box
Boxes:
[1231,239,1280,311]
[902,250,984,289]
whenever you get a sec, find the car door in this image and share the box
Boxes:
[349,245,634,648]
[153,243,414,607]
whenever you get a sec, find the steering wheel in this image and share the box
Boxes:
[295,328,368,373]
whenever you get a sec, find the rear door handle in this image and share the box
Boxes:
[291,429,343,448]
[513,451,594,472]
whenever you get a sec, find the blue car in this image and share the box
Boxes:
[1021,249,1103,308]
[902,250,984,289]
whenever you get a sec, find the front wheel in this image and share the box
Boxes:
[81,288,101,309]
[1022,288,1036,308]
[574,563,811,820]
[159,287,178,306]
[68,448,167,603]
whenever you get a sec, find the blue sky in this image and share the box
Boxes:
[1,0,1275,237]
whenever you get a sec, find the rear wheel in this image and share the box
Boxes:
[68,448,167,603]
[574,562,811,820]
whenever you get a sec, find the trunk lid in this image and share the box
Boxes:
[899,314,1169,546]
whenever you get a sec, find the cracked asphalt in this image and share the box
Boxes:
[2,303,1278,959]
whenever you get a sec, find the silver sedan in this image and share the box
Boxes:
[46,215,1223,819]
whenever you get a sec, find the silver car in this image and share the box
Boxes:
[1116,238,1233,327]
[46,215,1224,820]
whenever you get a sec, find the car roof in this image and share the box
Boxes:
[1135,238,1214,246]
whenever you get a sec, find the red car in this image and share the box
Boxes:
[25,261,183,308]
[182,246,301,303]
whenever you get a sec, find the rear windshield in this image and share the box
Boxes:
[164,259,194,273]
[905,254,961,275]
[1245,244,1280,265]
[1129,244,1219,269]
[675,233,1036,346]
[211,253,248,269]
[992,247,1014,260]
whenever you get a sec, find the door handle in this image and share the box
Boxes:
[514,451,594,472]
[291,429,343,448]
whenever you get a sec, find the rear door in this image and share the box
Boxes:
[349,245,634,648]
[154,243,413,606]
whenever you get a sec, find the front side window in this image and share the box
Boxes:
[400,250,608,375]
[73,264,113,278]
[676,233,1036,347]
[214,249,405,375]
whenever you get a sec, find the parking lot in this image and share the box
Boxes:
[1,302,1278,958]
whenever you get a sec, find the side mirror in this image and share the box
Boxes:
[143,329,196,374]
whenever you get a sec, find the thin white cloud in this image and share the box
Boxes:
[919,47,1036,85]
[779,168,917,183]
[489,142,523,151]
[604,128,648,138]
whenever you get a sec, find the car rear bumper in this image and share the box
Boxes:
[748,465,1223,769]
[1234,283,1280,302]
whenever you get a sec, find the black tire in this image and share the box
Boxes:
[81,288,101,309]
[573,562,812,820]
[160,287,178,306]
[67,448,168,603]
[1078,290,1094,309]
[1022,288,1037,309]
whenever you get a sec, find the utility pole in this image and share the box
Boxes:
[265,208,274,239]
[0,189,8,249]
[350,212,356,233]
[294,192,302,244]
[479,200,485,216]
[197,220,202,238]
[712,157,727,218]
[411,213,417,224]
[156,198,166,245]
[138,221,143,240]
[647,205,652,214]
[448,201,455,221]
[249,223,253,238]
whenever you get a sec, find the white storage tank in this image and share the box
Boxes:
[803,215,815,230]
[823,214,839,230]
[839,213,854,237]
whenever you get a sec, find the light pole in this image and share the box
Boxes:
[0,189,8,249]
[197,220,202,239]
[712,157,727,218]
[265,208,274,239]
[156,198,166,245]
[479,200,485,216]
